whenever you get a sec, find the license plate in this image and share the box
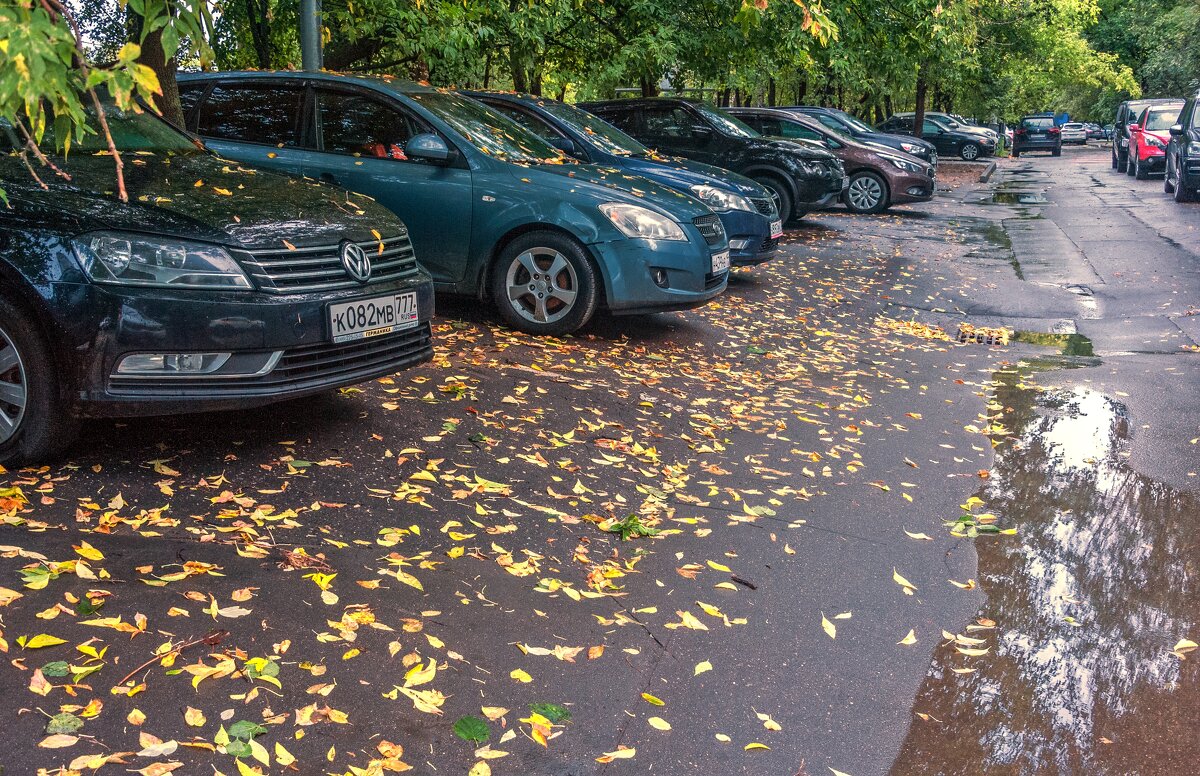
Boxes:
[329,292,418,343]
[711,250,731,274]
[770,219,783,238]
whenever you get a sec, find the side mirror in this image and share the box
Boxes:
[549,136,580,156]
[1128,123,1140,132]
[1169,123,1184,136]
[407,133,452,163]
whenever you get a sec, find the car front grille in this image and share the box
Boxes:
[238,232,418,294]
[704,272,726,290]
[759,236,779,253]
[692,214,726,246]
[109,324,433,397]
[750,196,779,218]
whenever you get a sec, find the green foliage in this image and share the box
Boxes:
[529,702,572,722]
[452,715,491,743]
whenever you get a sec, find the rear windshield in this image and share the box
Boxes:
[1143,107,1182,131]
[1021,117,1054,129]
[1063,123,1083,129]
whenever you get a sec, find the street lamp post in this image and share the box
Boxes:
[300,0,322,71]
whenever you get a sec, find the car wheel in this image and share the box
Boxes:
[0,296,76,466]
[960,143,980,161]
[1117,145,1128,172]
[1134,154,1148,180]
[1125,149,1137,175]
[1012,149,1021,158]
[490,232,599,336]
[1052,147,1062,157]
[754,176,794,224]
[1174,173,1196,203]
[1164,162,1176,193]
[844,171,889,214]
[1111,148,1118,169]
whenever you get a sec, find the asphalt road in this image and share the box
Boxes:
[0,144,1196,776]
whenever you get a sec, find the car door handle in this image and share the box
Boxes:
[319,172,339,186]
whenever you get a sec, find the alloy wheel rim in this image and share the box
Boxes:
[963,144,978,160]
[505,248,579,325]
[0,325,27,445]
[848,176,882,210]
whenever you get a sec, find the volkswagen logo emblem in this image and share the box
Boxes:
[340,241,372,283]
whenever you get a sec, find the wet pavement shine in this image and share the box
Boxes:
[0,144,1196,776]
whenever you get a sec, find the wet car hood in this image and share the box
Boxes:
[515,161,713,220]
[0,152,404,251]
[615,154,772,198]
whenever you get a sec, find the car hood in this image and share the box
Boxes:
[514,161,713,220]
[860,130,936,152]
[0,152,404,250]
[616,154,773,198]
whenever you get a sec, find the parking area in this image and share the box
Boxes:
[1,143,1198,776]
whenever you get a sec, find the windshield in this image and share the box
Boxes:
[1143,108,1181,131]
[410,91,567,164]
[693,103,759,138]
[536,100,649,157]
[833,110,874,134]
[0,104,202,156]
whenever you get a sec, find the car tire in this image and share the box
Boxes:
[1125,149,1137,175]
[0,296,76,466]
[844,171,890,214]
[1012,149,1021,158]
[1111,148,1118,169]
[1117,145,1128,172]
[960,143,980,161]
[1164,164,1176,193]
[753,175,794,224]
[1134,154,1148,180]
[1174,173,1196,203]
[489,232,599,336]
[1052,147,1062,157]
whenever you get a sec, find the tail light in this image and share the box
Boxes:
[1014,127,1027,136]
[1048,127,1061,135]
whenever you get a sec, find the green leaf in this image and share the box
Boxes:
[45,712,83,735]
[225,738,252,758]
[529,702,571,723]
[41,660,71,677]
[227,720,267,741]
[453,715,490,743]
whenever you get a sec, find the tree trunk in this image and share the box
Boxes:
[767,78,776,107]
[138,27,183,127]
[639,75,657,98]
[510,48,528,93]
[795,77,807,105]
[244,0,272,69]
[483,52,492,89]
[530,69,542,96]
[718,88,730,107]
[913,63,928,139]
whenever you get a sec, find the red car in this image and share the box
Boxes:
[1128,101,1184,179]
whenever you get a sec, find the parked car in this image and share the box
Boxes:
[1012,115,1062,157]
[179,73,731,336]
[0,102,435,464]
[726,107,935,214]
[1085,123,1106,141]
[784,106,939,167]
[1128,101,1184,179]
[890,112,999,144]
[876,115,997,160]
[578,97,847,223]
[1103,124,1115,140]
[1165,88,1200,202]
[465,91,781,266]
[1113,98,1182,172]
[1060,122,1088,145]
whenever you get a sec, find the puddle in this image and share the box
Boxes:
[963,219,1024,280]
[892,365,1200,775]
[990,191,1049,205]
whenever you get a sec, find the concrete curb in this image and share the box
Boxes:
[978,161,998,183]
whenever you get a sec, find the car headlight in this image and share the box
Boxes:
[688,184,754,213]
[883,154,921,173]
[74,231,252,289]
[1146,136,1166,149]
[1187,144,1200,159]
[599,203,686,241]
[899,142,922,154]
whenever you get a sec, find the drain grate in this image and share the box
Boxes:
[957,324,1012,346]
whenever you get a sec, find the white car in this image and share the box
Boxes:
[1060,122,1088,145]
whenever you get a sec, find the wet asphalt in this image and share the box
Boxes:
[0,144,1196,776]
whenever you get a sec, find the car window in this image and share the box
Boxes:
[178,84,204,128]
[595,108,639,134]
[197,82,304,146]
[409,90,566,164]
[642,106,705,138]
[314,90,421,160]
[1022,117,1054,130]
[692,103,759,137]
[1143,107,1181,131]
[536,100,649,156]
[922,119,942,134]
[486,102,562,144]
[0,104,202,156]
[779,120,824,142]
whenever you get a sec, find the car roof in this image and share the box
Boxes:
[177,70,440,97]
[581,97,697,108]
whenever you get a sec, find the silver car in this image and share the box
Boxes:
[1060,122,1088,145]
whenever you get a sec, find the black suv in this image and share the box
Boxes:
[0,104,434,463]
[876,115,996,160]
[785,106,938,168]
[1012,115,1062,157]
[1166,89,1200,203]
[579,98,847,222]
[1113,98,1181,173]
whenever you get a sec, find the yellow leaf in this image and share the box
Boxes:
[469,762,492,776]
[706,560,732,572]
[38,734,79,748]
[184,707,206,727]
[647,716,671,731]
[744,742,771,750]
[641,692,665,706]
[392,570,424,591]
[510,668,532,683]
[715,733,731,742]
[821,613,836,639]
[596,747,636,762]
[275,742,295,766]
[893,568,918,595]
[903,530,932,541]
[481,706,509,721]
[898,629,918,645]
[0,586,22,606]
[74,541,104,561]
[128,708,146,725]
[694,660,712,676]
[22,633,67,649]
[403,659,436,688]
[830,769,855,776]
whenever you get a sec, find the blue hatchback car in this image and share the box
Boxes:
[178,73,730,336]
[465,92,782,266]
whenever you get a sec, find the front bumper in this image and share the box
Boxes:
[591,236,728,315]
[801,175,851,211]
[886,170,936,204]
[718,208,778,267]
[55,274,436,417]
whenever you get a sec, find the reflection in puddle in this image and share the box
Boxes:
[892,367,1200,775]
[991,191,1048,205]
